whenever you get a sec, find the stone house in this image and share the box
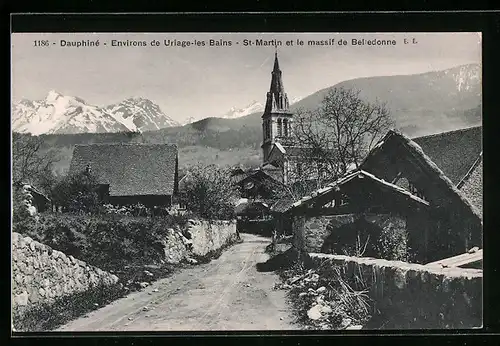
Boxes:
[69,143,179,207]
[275,126,482,264]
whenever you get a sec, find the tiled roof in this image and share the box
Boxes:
[233,169,283,187]
[362,129,482,222]
[69,144,178,196]
[457,154,483,216]
[412,126,482,185]
[273,169,429,214]
[270,198,296,213]
[235,201,270,216]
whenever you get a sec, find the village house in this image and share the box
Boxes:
[69,143,179,208]
[230,165,289,235]
[272,126,482,264]
[232,166,284,201]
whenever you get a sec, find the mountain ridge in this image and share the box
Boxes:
[12,91,179,135]
[184,63,481,137]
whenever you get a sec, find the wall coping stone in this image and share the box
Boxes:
[309,253,483,279]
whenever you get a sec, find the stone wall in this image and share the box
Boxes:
[294,215,356,253]
[292,213,417,262]
[161,227,191,264]
[187,219,238,257]
[12,232,119,312]
[150,219,238,264]
[308,253,482,329]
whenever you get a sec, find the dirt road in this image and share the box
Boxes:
[57,233,298,331]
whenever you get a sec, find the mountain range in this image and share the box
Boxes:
[184,63,481,138]
[12,92,302,133]
[12,91,179,135]
[13,63,481,171]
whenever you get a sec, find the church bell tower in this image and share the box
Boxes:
[261,50,294,163]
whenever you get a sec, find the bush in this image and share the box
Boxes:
[51,171,101,214]
[12,212,190,270]
[321,215,411,262]
[101,203,150,217]
[180,164,238,220]
[374,217,411,262]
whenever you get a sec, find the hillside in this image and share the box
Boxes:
[185,63,481,136]
[17,63,481,173]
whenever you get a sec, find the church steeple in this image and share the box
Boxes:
[265,50,290,113]
[261,50,294,164]
[273,50,280,70]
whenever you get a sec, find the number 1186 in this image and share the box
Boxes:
[34,40,50,47]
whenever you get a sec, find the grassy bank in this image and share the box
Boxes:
[263,249,372,330]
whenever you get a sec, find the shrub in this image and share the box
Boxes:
[12,212,190,271]
[374,217,411,262]
[321,215,411,262]
[51,171,101,214]
[180,164,238,220]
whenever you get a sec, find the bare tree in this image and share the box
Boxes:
[289,87,394,186]
[12,132,57,188]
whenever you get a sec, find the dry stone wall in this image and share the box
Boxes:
[12,232,119,311]
[308,253,482,329]
[187,219,238,257]
[294,215,356,253]
[12,218,238,327]
[161,227,191,264]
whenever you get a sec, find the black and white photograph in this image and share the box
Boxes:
[11,31,482,332]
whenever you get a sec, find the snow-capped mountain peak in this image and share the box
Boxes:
[219,96,302,120]
[104,97,179,131]
[12,92,179,135]
[222,100,265,119]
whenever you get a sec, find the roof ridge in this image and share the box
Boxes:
[74,143,178,147]
[457,152,483,189]
[397,132,483,221]
[411,125,482,141]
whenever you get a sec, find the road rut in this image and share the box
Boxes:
[57,233,298,331]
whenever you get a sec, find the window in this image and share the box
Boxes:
[277,119,283,137]
[263,120,271,139]
[283,119,288,136]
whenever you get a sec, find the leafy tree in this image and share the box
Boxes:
[51,171,101,213]
[180,164,239,220]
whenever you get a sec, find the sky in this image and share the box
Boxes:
[11,32,481,123]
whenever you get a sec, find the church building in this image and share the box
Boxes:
[260,51,323,186]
